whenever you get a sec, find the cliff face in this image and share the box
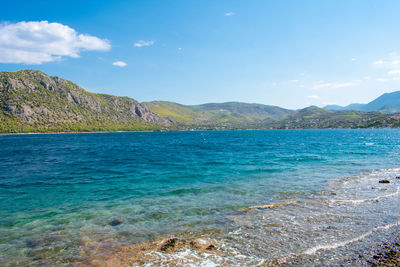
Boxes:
[0,70,171,132]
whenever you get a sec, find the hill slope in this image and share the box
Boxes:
[1,70,400,133]
[0,70,170,133]
[325,91,400,113]
[274,106,400,129]
[144,101,293,129]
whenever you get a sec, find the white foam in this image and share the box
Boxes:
[330,186,399,205]
[304,220,400,255]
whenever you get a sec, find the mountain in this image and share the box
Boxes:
[274,106,400,129]
[0,70,171,133]
[325,91,400,113]
[1,70,400,133]
[144,101,294,129]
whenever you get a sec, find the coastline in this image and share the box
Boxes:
[1,127,399,136]
[95,168,400,266]
[1,130,399,266]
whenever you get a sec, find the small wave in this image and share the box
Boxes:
[365,142,374,146]
[303,220,400,255]
[329,187,400,205]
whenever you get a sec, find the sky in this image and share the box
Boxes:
[1,0,400,109]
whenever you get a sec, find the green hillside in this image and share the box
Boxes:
[144,101,293,129]
[0,70,170,133]
[274,107,400,129]
[1,70,400,133]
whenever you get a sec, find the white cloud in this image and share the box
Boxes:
[351,58,356,61]
[225,12,235,16]
[288,79,299,83]
[0,21,110,64]
[373,60,385,66]
[376,78,388,82]
[133,40,155,47]
[313,82,332,90]
[372,56,400,68]
[178,47,182,51]
[112,61,127,67]
[392,77,400,81]
[331,82,356,88]
[388,70,400,75]
[312,80,358,90]
[308,95,319,99]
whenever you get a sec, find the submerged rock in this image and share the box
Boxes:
[109,218,124,226]
[379,180,390,184]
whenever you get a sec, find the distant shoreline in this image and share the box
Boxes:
[1,127,399,136]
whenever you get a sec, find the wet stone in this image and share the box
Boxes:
[160,238,178,251]
[205,244,216,250]
[379,180,390,184]
[109,218,124,226]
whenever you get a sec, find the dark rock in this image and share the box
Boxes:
[205,244,216,250]
[160,238,178,251]
[109,218,124,226]
[379,180,390,184]
[396,176,400,179]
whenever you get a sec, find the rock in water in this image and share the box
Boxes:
[109,218,124,226]
[160,238,178,251]
[379,180,390,184]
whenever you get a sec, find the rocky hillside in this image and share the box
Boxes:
[144,101,293,130]
[272,106,400,129]
[0,70,171,133]
[1,70,400,133]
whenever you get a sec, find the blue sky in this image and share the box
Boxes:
[1,0,400,109]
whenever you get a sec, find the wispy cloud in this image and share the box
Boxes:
[225,12,235,16]
[331,82,357,88]
[0,21,110,64]
[112,61,127,67]
[133,40,155,47]
[312,82,332,90]
[308,95,319,99]
[351,58,356,61]
[312,80,358,90]
[376,78,388,82]
[372,53,400,68]
[288,79,299,83]
[388,69,400,75]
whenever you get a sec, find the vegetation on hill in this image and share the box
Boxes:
[1,70,400,133]
[0,70,170,133]
[144,101,293,130]
[272,107,400,129]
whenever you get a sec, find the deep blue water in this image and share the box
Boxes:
[0,129,399,265]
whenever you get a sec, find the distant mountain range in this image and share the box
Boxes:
[1,70,400,133]
[325,91,400,113]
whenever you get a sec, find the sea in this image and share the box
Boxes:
[0,129,399,266]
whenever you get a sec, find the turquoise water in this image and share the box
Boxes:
[0,129,400,265]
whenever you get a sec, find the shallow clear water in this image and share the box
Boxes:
[0,129,399,265]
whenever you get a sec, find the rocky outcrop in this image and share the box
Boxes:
[0,70,171,132]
